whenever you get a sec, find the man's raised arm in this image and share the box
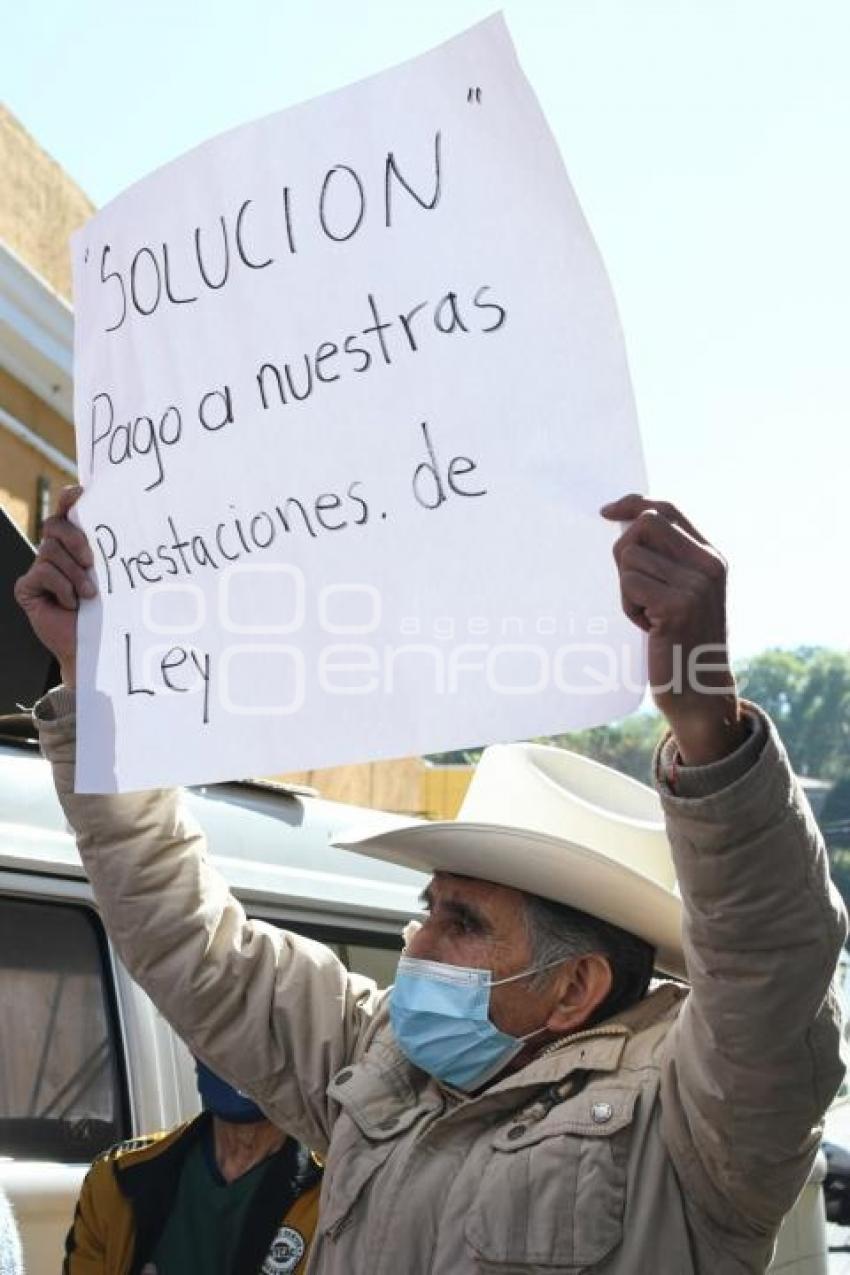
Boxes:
[603,495,847,1257]
[16,487,383,1157]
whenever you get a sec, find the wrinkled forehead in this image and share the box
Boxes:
[411,873,534,957]
[423,870,530,915]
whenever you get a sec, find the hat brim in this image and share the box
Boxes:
[335,820,685,980]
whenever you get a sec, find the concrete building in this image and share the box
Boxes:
[0,106,86,542]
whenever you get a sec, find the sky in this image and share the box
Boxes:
[3,0,849,659]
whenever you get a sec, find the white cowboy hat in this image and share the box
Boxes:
[335,742,685,979]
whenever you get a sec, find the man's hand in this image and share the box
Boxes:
[601,494,746,766]
[13,485,95,689]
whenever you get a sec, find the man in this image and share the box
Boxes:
[16,489,847,1273]
[65,1062,321,1275]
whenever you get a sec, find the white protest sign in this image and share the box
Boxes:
[71,14,647,794]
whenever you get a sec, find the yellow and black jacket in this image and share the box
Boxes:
[63,1113,322,1275]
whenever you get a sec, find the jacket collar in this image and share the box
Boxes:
[117,1112,316,1275]
[119,1114,209,1275]
[483,980,685,1095]
[329,982,685,1138]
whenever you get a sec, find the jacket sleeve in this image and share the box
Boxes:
[658,704,847,1250]
[63,1160,108,1275]
[36,688,385,1157]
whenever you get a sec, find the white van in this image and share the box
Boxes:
[0,711,423,1272]
[0,711,833,1274]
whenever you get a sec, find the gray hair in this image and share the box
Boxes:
[523,893,656,1023]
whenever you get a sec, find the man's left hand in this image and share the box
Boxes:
[601,494,747,766]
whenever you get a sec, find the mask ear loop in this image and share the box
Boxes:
[492,956,579,1045]
[399,925,573,988]
[490,954,573,987]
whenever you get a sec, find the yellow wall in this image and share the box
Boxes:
[0,368,76,540]
[0,106,94,301]
[422,765,473,820]
[278,756,428,815]
[0,367,72,458]
[0,429,69,542]
[277,758,473,820]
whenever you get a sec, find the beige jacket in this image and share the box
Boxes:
[37,694,846,1275]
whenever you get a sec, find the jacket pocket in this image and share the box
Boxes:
[465,1087,638,1270]
[318,1127,397,1241]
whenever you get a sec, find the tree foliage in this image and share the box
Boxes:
[555,645,850,910]
[541,714,666,784]
[823,777,850,846]
[736,646,850,781]
[430,646,850,790]
[543,647,850,788]
[431,645,850,914]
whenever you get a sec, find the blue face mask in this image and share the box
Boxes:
[194,1060,266,1124]
[389,954,566,1092]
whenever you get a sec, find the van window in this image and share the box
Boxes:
[336,942,400,987]
[257,916,402,987]
[0,897,126,1162]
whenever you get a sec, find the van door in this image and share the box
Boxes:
[0,885,129,1273]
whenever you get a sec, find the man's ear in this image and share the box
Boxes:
[544,954,613,1035]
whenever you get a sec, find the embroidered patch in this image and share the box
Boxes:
[262,1225,306,1275]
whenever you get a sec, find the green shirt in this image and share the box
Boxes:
[150,1131,273,1275]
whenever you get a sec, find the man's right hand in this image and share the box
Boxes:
[13,485,96,689]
